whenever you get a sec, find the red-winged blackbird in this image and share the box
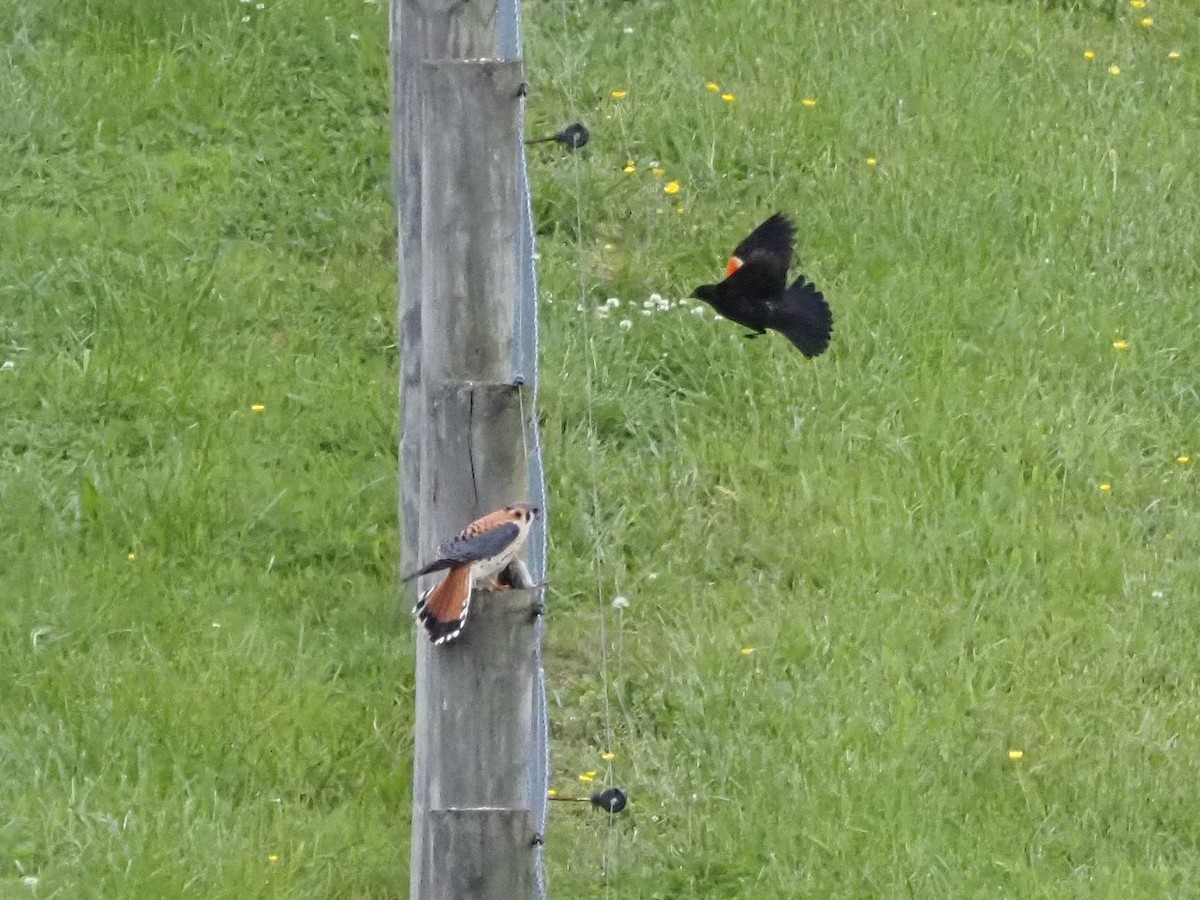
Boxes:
[691,213,833,357]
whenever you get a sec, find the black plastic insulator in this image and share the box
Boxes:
[590,788,627,814]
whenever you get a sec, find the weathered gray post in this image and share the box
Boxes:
[408,58,536,899]
[392,0,498,582]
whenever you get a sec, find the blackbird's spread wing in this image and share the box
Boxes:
[724,213,796,299]
[408,522,521,578]
[731,213,796,273]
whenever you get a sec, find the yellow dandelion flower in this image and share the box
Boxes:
[1168,51,1181,60]
[1008,749,1024,760]
[721,92,735,102]
[1141,17,1153,27]
[127,551,137,560]
[579,771,597,783]
[1083,49,1095,61]
[622,161,636,174]
[801,98,817,107]
[866,157,877,166]
[267,854,280,864]
[1109,65,1121,76]
[1112,339,1128,350]
[251,403,266,412]
[611,90,627,100]
[1130,0,1145,8]
[705,82,720,92]
[547,789,558,798]
[1178,456,1191,464]
[600,752,616,761]
[1099,483,1112,492]
[650,166,665,177]
[740,647,755,656]
[664,181,681,195]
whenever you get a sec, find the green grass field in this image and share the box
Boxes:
[3,0,1199,896]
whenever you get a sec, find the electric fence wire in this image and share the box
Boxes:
[497,1,552,897]
[508,0,629,892]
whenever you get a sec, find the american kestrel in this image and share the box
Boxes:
[407,502,540,645]
[690,212,833,357]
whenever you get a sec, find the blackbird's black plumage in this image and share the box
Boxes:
[691,213,833,358]
[526,122,589,150]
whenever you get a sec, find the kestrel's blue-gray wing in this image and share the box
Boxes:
[404,522,521,580]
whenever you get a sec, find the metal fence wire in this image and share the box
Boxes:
[496,1,551,896]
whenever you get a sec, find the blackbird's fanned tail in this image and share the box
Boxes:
[776,277,834,358]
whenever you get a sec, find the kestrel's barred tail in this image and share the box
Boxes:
[414,567,473,645]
